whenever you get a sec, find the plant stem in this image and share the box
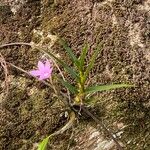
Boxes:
[49,111,76,137]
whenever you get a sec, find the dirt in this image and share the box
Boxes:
[0,0,150,150]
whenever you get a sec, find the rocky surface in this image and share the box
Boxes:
[0,0,150,150]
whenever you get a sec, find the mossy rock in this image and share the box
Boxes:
[0,0,150,149]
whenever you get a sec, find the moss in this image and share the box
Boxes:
[0,75,66,149]
[0,5,12,23]
[1,0,149,149]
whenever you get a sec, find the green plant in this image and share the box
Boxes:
[37,39,133,150]
[0,41,133,150]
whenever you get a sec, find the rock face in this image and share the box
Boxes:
[40,1,150,148]
[0,0,150,150]
[1,0,26,14]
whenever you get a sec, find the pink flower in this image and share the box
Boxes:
[29,60,53,80]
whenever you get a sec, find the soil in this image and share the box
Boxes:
[0,0,150,150]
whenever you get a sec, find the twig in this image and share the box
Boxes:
[45,49,71,104]
[41,111,76,150]
[53,60,71,103]
[67,127,74,150]
[81,106,123,150]
[50,111,76,137]
[49,77,57,95]
[0,42,32,48]
[0,52,9,101]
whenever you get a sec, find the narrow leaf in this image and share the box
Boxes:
[60,79,78,94]
[62,63,79,80]
[60,39,79,67]
[38,137,49,150]
[79,43,88,71]
[85,84,134,94]
[84,43,102,81]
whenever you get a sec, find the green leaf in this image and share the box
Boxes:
[79,43,88,71]
[83,44,102,82]
[62,62,79,80]
[54,57,78,80]
[60,79,78,94]
[50,54,78,79]
[60,39,79,68]
[85,84,134,94]
[38,137,49,150]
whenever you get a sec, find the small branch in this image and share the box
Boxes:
[0,42,32,48]
[48,54,71,104]
[49,77,58,95]
[81,106,123,150]
[40,111,76,150]
[67,127,74,150]
[0,52,9,101]
[49,111,76,137]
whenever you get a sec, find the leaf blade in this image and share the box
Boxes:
[83,43,102,81]
[60,39,79,68]
[38,137,49,150]
[79,43,88,71]
[85,84,134,94]
[60,79,78,94]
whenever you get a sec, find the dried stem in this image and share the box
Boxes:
[49,111,75,137]
[0,52,9,101]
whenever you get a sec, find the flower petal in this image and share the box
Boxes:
[45,60,51,68]
[38,61,45,71]
[39,75,47,80]
[45,60,53,72]
[29,70,41,77]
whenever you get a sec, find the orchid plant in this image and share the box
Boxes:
[27,40,133,150]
